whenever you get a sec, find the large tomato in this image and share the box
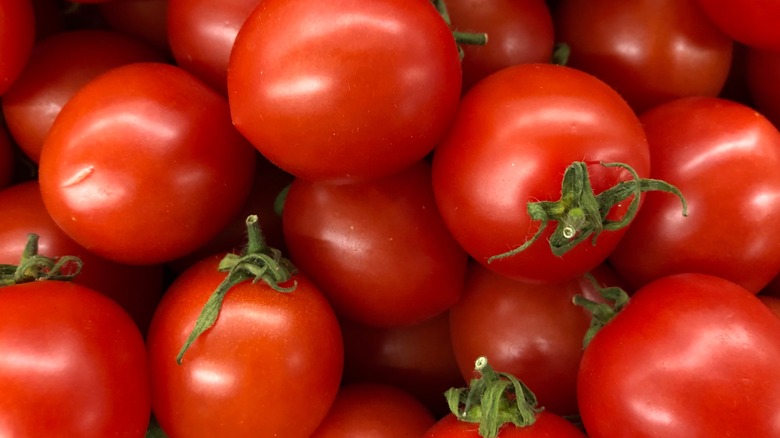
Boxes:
[553,0,733,114]
[38,62,257,265]
[577,273,780,436]
[694,0,780,52]
[609,97,780,293]
[432,63,656,284]
[2,29,165,163]
[0,280,150,437]
[228,0,462,182]
[0,0,35,95]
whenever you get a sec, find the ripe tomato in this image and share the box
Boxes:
[577,273,780,436]
[553,0,733,114]
[168,0,259,94]
[425,413,586,438]
[432,63,652,284]
[609,97,780,293]
[0,0,35,95]
[747,47,780,128]
[2,29,165,163]
[228,0,462,182]
[147,251,344,437]
[311,383,436,438]
[445,0,555,92]
[694,0,780,52]
[282,160,468,327]
[38,62,257,265]
[0,280,150,437]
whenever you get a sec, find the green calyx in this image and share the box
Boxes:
[573,274,631,348]
[176,215,297,364]
[488,161,688,263]
[0,233,82,287]
[445,356,542,438]
[432,0,488,60]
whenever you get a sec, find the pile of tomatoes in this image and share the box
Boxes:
[2,0,780,437]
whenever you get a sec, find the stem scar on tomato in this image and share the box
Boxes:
[487,161,688,263]
[176,214,297,364]
[0,233,83,286]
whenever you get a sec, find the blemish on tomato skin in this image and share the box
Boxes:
[62,166,95,187]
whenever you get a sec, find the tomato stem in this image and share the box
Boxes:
[176,215,297,364]
[487,161,687,263]
[0,233,82,286]
[573,273,630,348]
[431,0,488,60]
[444,356,542,438]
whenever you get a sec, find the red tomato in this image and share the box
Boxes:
[340,312,464,418]
[38,62,257,265]
[694,0,780,52]
[228,0,462,182]
[432,63,652,284]
[0,181,166,335]
[0,0,35,95]
[553,0,733,114]
[424,412,586,438]
[577,273,780,436]
[311,383,436,438]
[0,280,150,437]
[747,47,780,129]
[609,97,780,293]
[168,0,259,94]
[446,0,555,92]
[147,252,344,437]
[0,122,13,189]
[282,160,468,327]
[2,29,165,163]
[98,0,170,53]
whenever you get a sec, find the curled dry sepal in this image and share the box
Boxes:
[573,274,631,349]
[444,356,543,438]
[176,214,297,364]
[488,161,688,263]
[0,233,83,287]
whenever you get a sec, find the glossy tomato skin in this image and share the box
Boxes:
[147,254,344,438]
[424,412,587,437]
[282,160,468,327]
[38,62,257,265]
[695,0,780,52]
[0,281,151,437]
[609,97,780,293]
[0,0,35,95]
[168,0,259,94]
[310,383,436,438]
[578,273,780,437]
[228,0,462,182]
[446,0,555,92]
[432,63,650,284]
[2,29,165,163]
[554,0,733,114]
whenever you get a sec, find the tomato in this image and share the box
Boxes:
[577,273,780,436]
[0,280,150,437]
[38,62,257,265]
[0,122,13,189]
[311,383,436,438]
[445,0,555,92]
[340,311,464,417]
[147,241,343,437]
[694,0,780,52]
[609,96,780,294]
[747,47,780,128]
[758,295,780,319]
[168,0,259,94]
[449,261,621,417]
[432,63,653,284]
[98,0,170,53]
[425,412,586,438]
[553,0,733,114]
[0,180,166,334]
[228,0,462,182]
[0,0,35,95]
[2,29,165,163]
[282,160,468,327]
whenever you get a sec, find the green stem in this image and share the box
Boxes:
[444,357,542,438]
[487,161,687,263]
[176,215,297,364]
[431,0,488,60]
[0,233,82,286]
[573,273,631,348]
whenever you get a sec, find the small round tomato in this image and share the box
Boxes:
[228,0,462,182]
[0,0,35,95]
[38,62,257,265]
[694,0,780,52]
[0,280,150,437]
[311,383,436,438]
[553,0,733,114]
